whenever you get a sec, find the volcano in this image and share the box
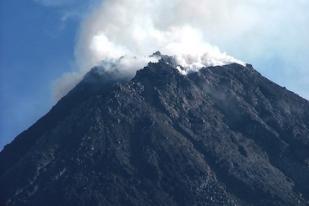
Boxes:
[1,54,309,206]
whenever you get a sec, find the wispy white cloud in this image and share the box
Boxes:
[33,0,76,7]
[32,0,101,32]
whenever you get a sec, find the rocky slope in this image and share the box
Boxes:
[1,56,309,206]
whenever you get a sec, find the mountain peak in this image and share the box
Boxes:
[1,60,309,206]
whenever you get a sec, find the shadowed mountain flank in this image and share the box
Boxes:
[1,58,309,206]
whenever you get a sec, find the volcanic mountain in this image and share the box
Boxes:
[1,54,309,206]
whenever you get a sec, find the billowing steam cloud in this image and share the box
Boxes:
[55,0,245,99]
[75,0,245,71]
[54,0,309,100]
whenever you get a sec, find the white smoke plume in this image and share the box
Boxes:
[54,0,309,100]
[54,0,245,99]
[75,0,245,72]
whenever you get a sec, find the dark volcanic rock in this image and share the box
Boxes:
[1,58,309,206]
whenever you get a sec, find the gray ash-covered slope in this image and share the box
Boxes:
[1,55,309,206]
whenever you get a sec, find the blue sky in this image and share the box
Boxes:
[0,0,308,150]
[0,0,85,149]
